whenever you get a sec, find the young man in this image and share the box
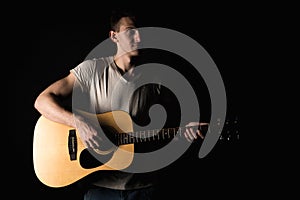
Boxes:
[34,8,206,200]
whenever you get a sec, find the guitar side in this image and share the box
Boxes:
[33,110,134,188]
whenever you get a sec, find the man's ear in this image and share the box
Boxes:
[109,31,118,42]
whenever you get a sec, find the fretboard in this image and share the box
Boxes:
[115,125,206,145]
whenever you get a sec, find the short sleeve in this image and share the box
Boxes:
[70,59,96,91]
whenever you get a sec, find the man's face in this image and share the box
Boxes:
[115,17,141,56]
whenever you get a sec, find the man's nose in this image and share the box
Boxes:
[134,31,141,43]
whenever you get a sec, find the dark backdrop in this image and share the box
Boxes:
[12,4,243,199]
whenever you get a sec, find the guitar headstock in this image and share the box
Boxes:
[207,115,239,142]
[219,115,239,141]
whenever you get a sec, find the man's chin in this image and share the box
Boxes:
[129,49,140,56]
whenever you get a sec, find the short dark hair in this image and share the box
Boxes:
[110,8,137,31]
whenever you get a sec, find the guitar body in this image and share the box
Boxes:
[33,110,134,188]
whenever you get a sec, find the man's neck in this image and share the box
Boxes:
[114,54,136,75]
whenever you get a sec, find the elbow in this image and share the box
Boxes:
[34,94,43,112]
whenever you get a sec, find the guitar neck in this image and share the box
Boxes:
[115,116,239,145]
[116,125,207,145]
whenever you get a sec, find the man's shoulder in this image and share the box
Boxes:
[78,56,113,69]
[80,55,111,62]
[89,56,113,63]
[87,56,115,68]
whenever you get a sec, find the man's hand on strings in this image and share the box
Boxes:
[73,113,103,149]
[184,122,209,142]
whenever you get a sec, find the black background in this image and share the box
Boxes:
[11,3,244,199]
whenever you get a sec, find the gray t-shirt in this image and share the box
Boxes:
[71,56,136,113]
[70,56,165,190]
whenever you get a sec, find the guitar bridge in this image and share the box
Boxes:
[68,129,77,160]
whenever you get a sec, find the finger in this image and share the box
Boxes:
[189,127,198,139]
[184,130,193,142]
[84,139,94,149]
[200,122,209,126]
[186,128,195,141]
[196,129,204,139]
[92,138,100,148]
[84,135,99,149]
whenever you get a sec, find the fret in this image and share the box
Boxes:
[131,134,134,143]
[141,131,146,142]
[164,129,168,138]
[177,127,181,137]
[135,134,138,143]
[123,134,128,144]
[147,130,151,141]
[151,129,155,141]
[130,133,135,143]
[172,128,177,138]
[156,129,160,140]
[131,132,135,143]
[128,134,131,143]
[137,131,140,143]
[143,131,146,142]
[139,131,142,141]
[123,133,126,144]
[172,127,179,141]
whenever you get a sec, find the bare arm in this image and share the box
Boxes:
[34,73,76,128]
[34,72,102,149]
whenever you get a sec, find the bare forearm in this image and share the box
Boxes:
[34,92,75,128]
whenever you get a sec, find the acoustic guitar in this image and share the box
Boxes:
[33,110,238,188]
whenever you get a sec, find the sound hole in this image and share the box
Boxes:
[79,149,112,169]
